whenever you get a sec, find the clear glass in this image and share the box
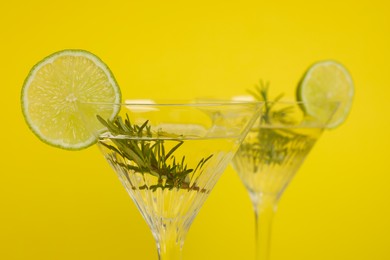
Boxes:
[231,101,339,260]
[84,99,262,260]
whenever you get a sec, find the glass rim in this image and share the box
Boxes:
[193,96,341,106]
[79,99,340,106]
[79,99,264,107]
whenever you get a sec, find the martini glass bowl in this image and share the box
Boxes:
[231,101,338,260]
[85,99,262,260]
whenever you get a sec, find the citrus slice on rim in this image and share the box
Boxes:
[21,49,121,150]
[297,60,354,128]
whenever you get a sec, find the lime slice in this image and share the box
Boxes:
[21,49,121,150]
[297,60,354,128]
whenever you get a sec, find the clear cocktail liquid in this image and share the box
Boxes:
[232,126,323,196]
[98,134,239,242]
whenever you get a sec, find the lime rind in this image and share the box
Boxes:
[21,49,121,150]
[297,60,354,128]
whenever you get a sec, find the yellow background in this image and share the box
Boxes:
[1,0,389,259]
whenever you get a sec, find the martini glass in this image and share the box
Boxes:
[231,101,338,260]
[86,99,262,260]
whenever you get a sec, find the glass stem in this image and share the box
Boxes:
[155,220,185,260]
[250,192,278,260]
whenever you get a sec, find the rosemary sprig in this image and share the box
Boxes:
[247,80,295,125]
[97,115,213,191]
[239,81,310,167]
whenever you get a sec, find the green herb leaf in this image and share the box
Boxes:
[97,115,213,191]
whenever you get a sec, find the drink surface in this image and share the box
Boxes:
[232,126,323,196]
